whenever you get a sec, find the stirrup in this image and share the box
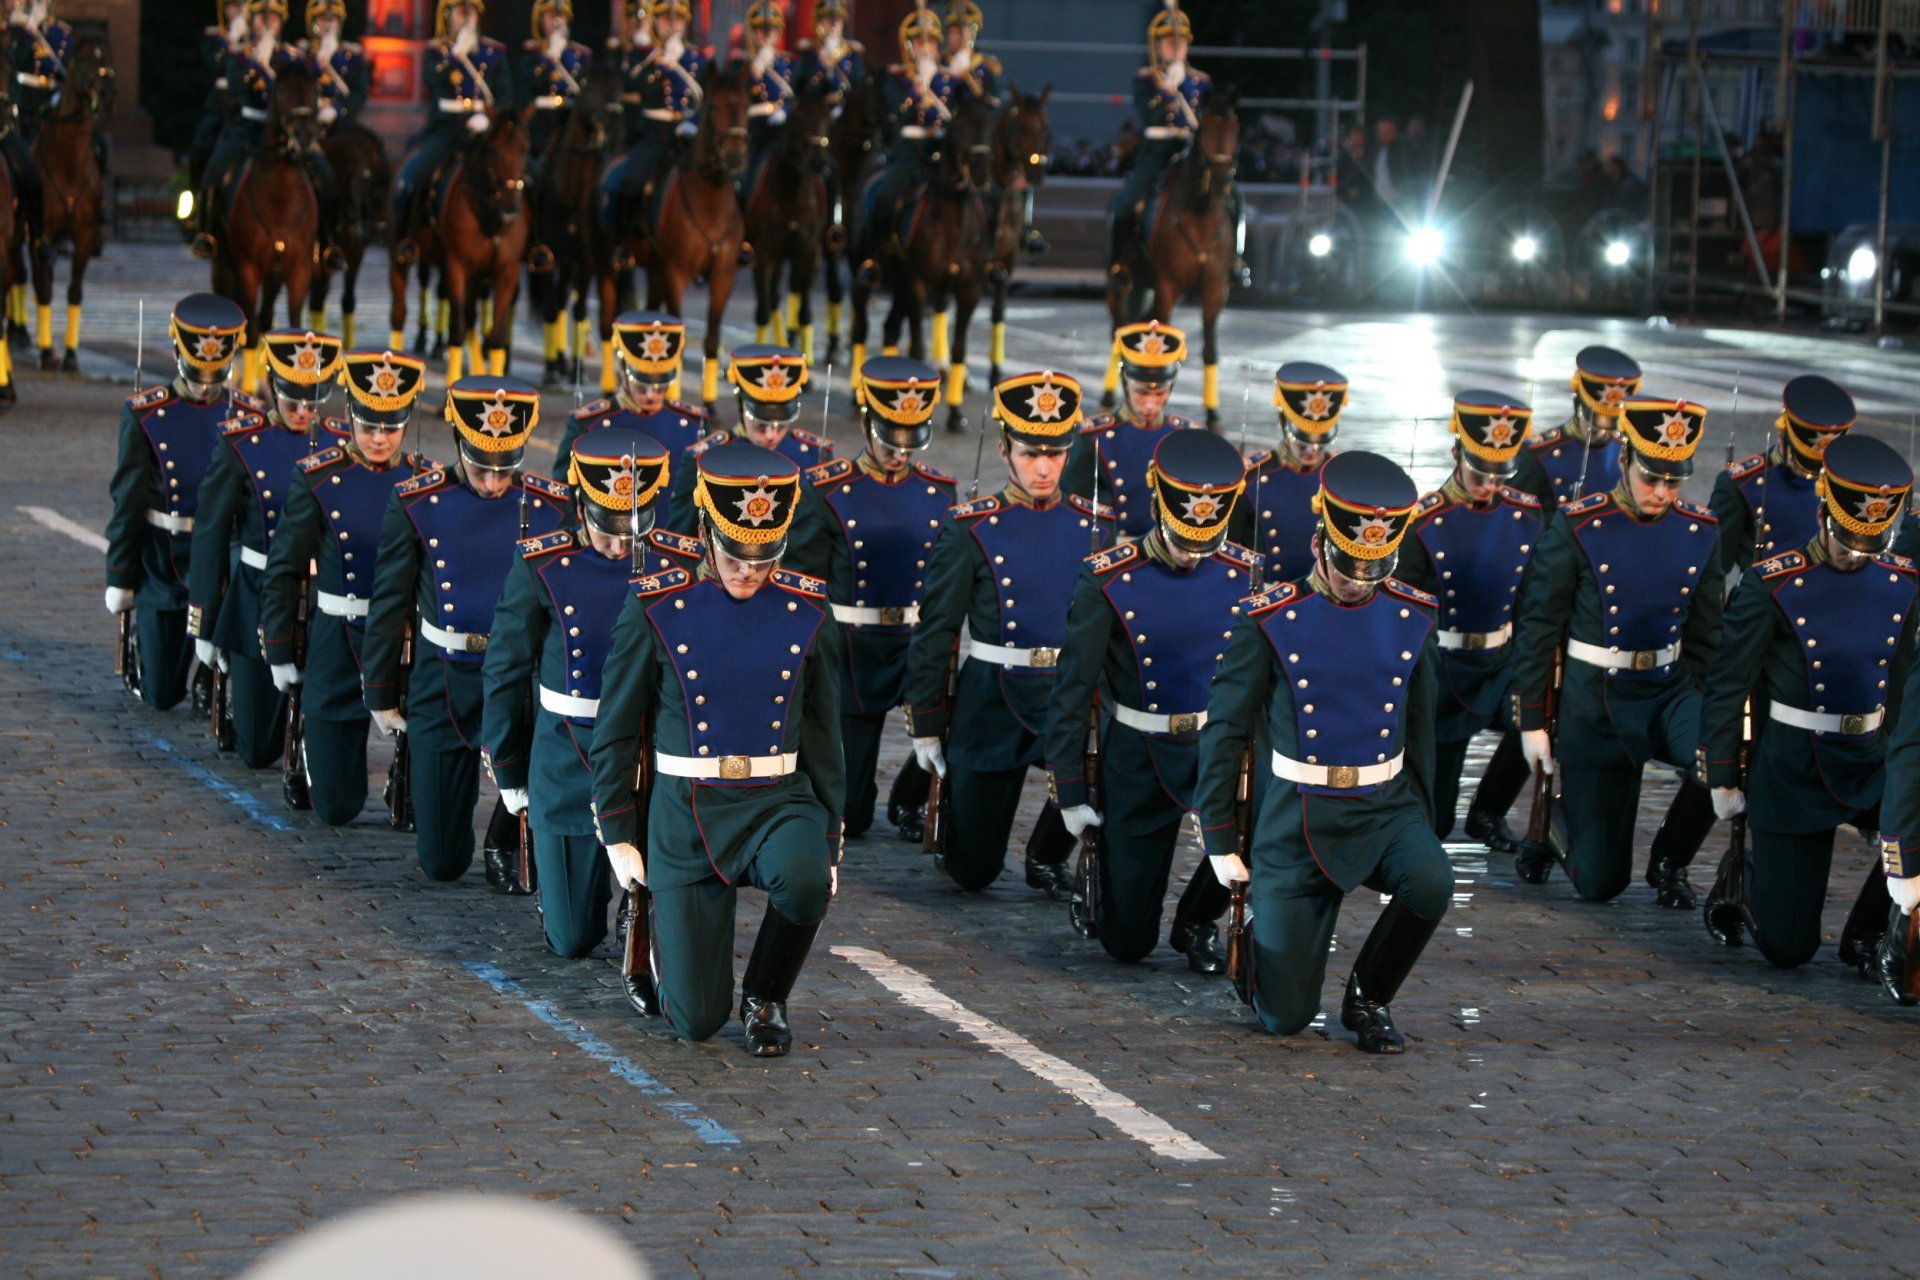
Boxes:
[190,232,217,261]
[393,237,420,268]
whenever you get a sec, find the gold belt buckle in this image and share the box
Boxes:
[1463,631,1486,652]
[879,606,908,626]
[717,755,752,780]
[1027,646,1059,668]
[1168,712,1200,735]
[1327,764,1359,789]
[1631,649,1658,671]
[465,633,490,653]
[1841,712,1870,735]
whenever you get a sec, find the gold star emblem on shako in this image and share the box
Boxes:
[1485,413,1518,446]
[194,333,229,361]
[292,335,323,372]
[482,395,518,436]
[734,483,779,526]
[894,387,928,417]
[1859,493,1896,524]
[1303,390,1333,421]
[1180,492,1222,526]
[1025,379,1065,421]
[760,365,791,391]
[612,470,635,498]
[642,331,672,359]
[1356,515,1393,547]
[1659,412,1692,445]
[368,355,401,395]
[1601,383,1627,407]
[1136,331,1167,356]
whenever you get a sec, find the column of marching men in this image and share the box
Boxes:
[106,287,1920,1057]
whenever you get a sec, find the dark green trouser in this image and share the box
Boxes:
[1249,814,1452,1037]
[938,762,1075,892]
[653,811,832,1043]
[1432,730,1530,839]
[411,742,481,882]
[1095,778,1229,964]
[136,606,194,711]
[535,829,613,960]
[227,650,288,770]
[304,715,370,826]
[1556,687,1713,903]
[1748,826,1842,970]
[842,710,886,838]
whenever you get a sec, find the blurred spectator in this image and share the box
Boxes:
[1071,138,1097,176]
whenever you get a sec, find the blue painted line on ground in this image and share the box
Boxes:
[141,734,298,832]
[464,961,742,1147]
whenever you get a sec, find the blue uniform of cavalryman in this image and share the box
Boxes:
[853,5,953,275]
[518,0,590,161]
[302,0,369,130]
[599,0,706,237]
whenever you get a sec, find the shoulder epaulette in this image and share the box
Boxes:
[408,452,441,472]
[1069,493,1113,520]
[1755,551,1807,580]
[773,568,827,598]
[685,429,730,458]
[1163,412,1198,430]
[570,398,615,421]
[1084,541,1141,573]
[1879,552,1918,574]
[321,415,350,438]
[1214,541,1261,570]
[1079,412,1115,434]
[806,457,855,487]
[1243,447,1274,470]
[1563,491,1610,518]
[1673,497,1717,522]
[1528,425,1565,449]
[522,472,570,502]
[297,446,345,473]
[913,460,956,485]
[980,54,1003,74]
[787,427,830,449]
[395,467,449,497]
[1385,578,1439,609]
[519,530,573,559]
[1499,485,1542,509]
[1244,581,1299,615]
[951,494,1000,519]
[1726,452,1767,481]
[1414,491,1447,516]
[221,412,267,437]
[232,390,270,414]
[669,399,710,418]
[633,567,691,598]
[648,527,703,558]
[127,384,173,410]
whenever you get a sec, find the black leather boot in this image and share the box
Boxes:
[1838,864,1892,976]
[481,797,518,892]
[1646,779,1714,909]
[1700,835,1749,947]
[1168,918,1226,975]
[739,906,822,1058]
[1874,904,1920,1006]
[1024,804,1077,901]
[1340,900,1442,1054]
[887,758,930,841]
[1464,810,1520,855]
[282,761,312,811]
[190,665,214,719]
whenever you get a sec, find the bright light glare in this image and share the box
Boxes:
[1407,226,1444,266]
[1511,235,1538,263]
[176,190,194,221]
[1308,232,1333,258]
[1604,239,1631,267]
[1847,246,1878,284]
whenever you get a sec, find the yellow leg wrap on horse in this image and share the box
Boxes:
[309,308,326,330]
[0,340,12,382]
[991,322,1006,367]
[390,329,405,352]
[787,293,803,333]
[574,318,590,360]
[488,348,506,377]
[35,303,51,351]
[9,283,24,328]
[798,324,815,366]
[342,314,356,348]
[64,304,80,352]
[756,322,771,344]
[480,299,493,333]
[827,300,843,341]
[930,311,950,367]
[851,342,867,403]
[417,283,429,320]
[701,359,719,405]
[446,344,465,386]
[599,345,616,394]
[946,362,965,407]
[1102,346,1122,393]
[1203,363,1219,411]
[541,321,558,363]
[466,334,482,372]
[771,311,788,345]
[245,346,264,394]
[436,298,450,337]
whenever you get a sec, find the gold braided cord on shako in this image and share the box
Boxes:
[1571,368,1642,418]
[264,330,344,388]
[1312,484,1415,563]
[1778,410,1850,467]
[695,470,798,546]
[1819,469,1911,538]
[613,317,686,377]
[171,315,246,375]
[570,449,667,514]
[1620,397,1707,467]
[1149,463,1243,543]
[993,370,1084,439]
[343,351,426,414]
[1112,320,1186,373]
[1451,398,1533,466]
[1273,374,1349,435]
[863,372,941,427]
[728,350,810,404]
[446,384,540,455]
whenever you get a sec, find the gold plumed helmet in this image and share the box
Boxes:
[434,0,484,40]
[1148,0,1191,59]
[943,1,982,33]
[249,0,290,19]
[648,0,692,23]
[816,0,850,26]
[900,1,941,57]
[304,0,345,31]
[746,0,785,32]
[531,0,572,39]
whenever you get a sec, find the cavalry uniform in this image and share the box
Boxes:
[1066,322,1193,541]
[104,295,252,712]
[518,0,590,161]
[1508,398,1723,904]
[191,7,246,194]
[600,0,706,235]
[743,2,798,180]
[1509,346,1640,515]
[1045,430,1253,971]
[187,330,345,770]
[903,372,1110,894]
[1230,361,1348,585]
[665,345,833,532]
[798,0,865,114]
[199,23,306,237]
[590,442,845,1057]
[392,0,514,261]
[259,351,434,827]
[1109,14,1207,261]
[1194,452,1449,1053]
[557,312,708,467]
[302,0,367,129]
[361,377,568,882]
[856,5,954,266]
[1709,374,1856,582]
[7,5,72,142]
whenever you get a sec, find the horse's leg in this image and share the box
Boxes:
[822,239,844,365]
[486,259,517,377]
[752,247,774,345]
[792,247,817,368]
[988,259,1009,388]
[701,263,731,412]
[340,248,361,349]
[410,260,431,354]
[30,239,52,371]
[59,245,95,373]
[849,251,872,396]
[443,261,470,385]
[308,256,331,331]
[388,249,409,351]
[903,277,927,363]
[465,277,485,375]
[945,282,976,435]
[595,259,619,394]
[1199,271,1226,433]
[1101,265,1129,409]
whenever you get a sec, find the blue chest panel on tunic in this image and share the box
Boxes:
[649,579,824,775]
[140,398,230,519]
[232,427,313,549]
[1536,436,1620,504]
[407,484,565,648]
[1740,463,1821,559]
[629,406,709,458]
[537,548,634,703]
[1572,504,1716,654]
[315,463,413,614]
[1772,560,1917,714]
[1260,589,1431,782]
[968,502,1091,657]
[829,474,950,608]
[1413,498,1541,631]
[1090,419,1182,535]
[1251,462,1323,582]
[775,431,828,469]
[1103,554,1250,714]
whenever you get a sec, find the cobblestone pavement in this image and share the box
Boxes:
[5,254,1920,1277]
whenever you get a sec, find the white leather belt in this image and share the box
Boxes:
[655,750,797,780]
[420,619,490,654]
[147,510,194,533]
[438,97,484,113]
[1769,700,1884,736]
[1435,622,1512,652]
[213,77,230,90]
[1567,638,1681,672]
[1113,702,1207,735]
[532,94,566,110]
[1272,749,1405,790]
[899,125,933,139]
[832,603,920,627]
[16,73,51,89]
[240,546,268,570]
[1144,125,1191,140]
[240,106,267,122]
[969,636,1059,670]
[642,106,684,122]
[748,102,782,117]
[316,590,367,619]
[540,686,599,719]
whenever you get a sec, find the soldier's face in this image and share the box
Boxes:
[468,465,516,498]
[741,413,791,450]
[909,36,937,63]
[542,12,565,37]
[655,14,686,41]
[1624,456,1680,515]
[1313,533,1383,603]
[1126,380,1170,422]
[313,15,338,39]
[1004,440,1065,497]
[946,26,969,55]
[712,544,776,598]
[866,434,913,473]
[587,525,630,560]
[624,375,668,415]
[1582,403,1619,441]
[1157,36,1187,65]
[1283,431,1327,468]
[1455,451,1502,506]
[818,18,843,42]
[277,394,320,434]
[352,419,404,465]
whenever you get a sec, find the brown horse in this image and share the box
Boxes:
[308,121,391,350]
[987,84,1051,387]
[744,71,833,362]
[606,60,749,410]
[820,70,884,365]
[855,87,993,433]
[1104,90,1238,429]
[32,33,112,374]
[386,109,532,384]
[530,67,615,388]
[0,48,18,406]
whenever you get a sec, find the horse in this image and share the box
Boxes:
[1104,90,1238,429]
[986,84,1051,387]
[819,70,884,365]
[211,58,321,393]
[529,67,615,388]
[743,71,833,363]
[0,48,19,405]
[603,60,749,411]
[307,121,391,350]
[31,33,112,374]
[854,86,993,433]
[386,108,532,384]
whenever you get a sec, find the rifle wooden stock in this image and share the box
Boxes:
[385,624,414,830]
[923,642,960,858]
[1521,646,1565,850]
[514,811,533,894]
[115,609,129,676]
[283,564,311,792]
[210,662,230,742]
[1224,741,1254,999]
[621,725,658,990]
[1072,703,1104,937]
[1903,909,1920,1002]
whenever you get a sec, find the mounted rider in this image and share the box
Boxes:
[518,0,590,164]
[598,0,707,240]
[299,0,368,135]
[391,0,514,268]
[742,0,798,185]
[797,0,865,117]
[853,2,955,280]
[7,0,73,144]
[190,1,248,207]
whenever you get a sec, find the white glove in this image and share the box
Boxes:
[1889,875,1920,914]
[1712,787,1746,821]
[500,787,529,816]
[911,735,947,779]
[830,863,840,899]
[547,28,568,57]
[633,23,651,48]
[104,586,135,614]
[821,35,845,62]
[318,104,338,126]
[751,42,776,76]
[372,707,408,737]
[947,49,970,78]
[228,14,247,44]
[453,24,477,56]
[465,112,490,134]
[674,119,698,137]
[195,638,218,668]
[1209,853,1251,886]
[1163,60,1187,88]
[606,841,646,889]
[768,107,787,126]
[662,34,684,63]
[914,54,937,87]
[1521,728,1555,778]
[270,663,301,692]
[318,31,338,61]
[255,34,276,66]
[1061,805,1103,839]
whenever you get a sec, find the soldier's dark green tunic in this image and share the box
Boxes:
[1062,408,1194,541]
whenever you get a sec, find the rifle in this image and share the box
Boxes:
[922,639,958,859]
[620,461,659,1015]
[282,407,321,809]
[385,619,416,831]
[120,300,142,693]
[1069,700,1104,938]
[513,475,535,894]
[1224,741,1254,1002]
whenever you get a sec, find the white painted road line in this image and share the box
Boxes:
[20,505,108,552]
[832,945,1224,1163]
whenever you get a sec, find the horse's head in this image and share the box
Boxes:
[1195,88,1240,196]
[697,60,752,179]
[994,84,1052,190]
[64,35,115,124]
[469,108,532,222]
[786,71,835,170]
[565,65,615,155]
[943,89,995,191]
[267,59,319,158]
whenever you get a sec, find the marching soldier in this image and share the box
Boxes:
[188,328,344,769]
[1700,434,1917,973]
[361,376,569,885]
[559,311,709,467]
[1710,374,1856,583]
[1508,397,1723,904]
[1394,392,1543,847]
[1230,361,1348,585]
[302,0,368,132]
[105,293,252,712]
[666,344,833,531]
[788,356,955,839]
[483,427,700,957]
[1045,430,1255,972]
[1509,345,1641,514]
[1069,320,1193,541]
[1875,514,1920,1004]
[519,0,590,161]
[902,372,1111,896]
[1194,451,1449,1053]
[590,441,845,1057]
[854,3,951,280]
[260,350,435,826]
[599,0,706,241]
[392,0,514,267]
